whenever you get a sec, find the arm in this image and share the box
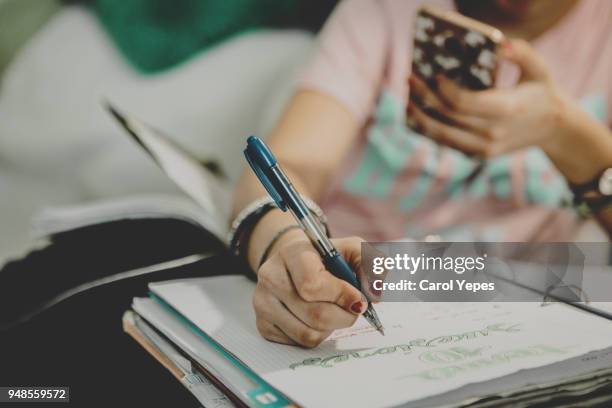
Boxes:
[546,106,612,234]
[232,0,388,347]
[232,89,360,267]
[231,90,370,347]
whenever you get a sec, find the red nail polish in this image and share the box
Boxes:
[350,301,363,314]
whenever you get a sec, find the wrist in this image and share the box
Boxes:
[243,198,329,272]
[264,228,307,262]
[228,197,277,265]
[540,95,612,184]
[275,227,308,248]
[253,226,309,272]
[247,209,295,271]
[539,91,574,162]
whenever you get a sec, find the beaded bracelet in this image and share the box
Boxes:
[228,197,277,260]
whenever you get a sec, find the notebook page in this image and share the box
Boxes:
[132,297,255,396]
[150,276,612,408]
[32,194,227,242]
[125,115,230,222]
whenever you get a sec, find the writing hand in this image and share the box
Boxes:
[253,232,370,348]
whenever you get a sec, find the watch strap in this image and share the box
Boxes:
[570,168,612,212]
[570,178,599,197]
[579,195,612,215]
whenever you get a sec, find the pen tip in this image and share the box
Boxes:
[379,327,385,336]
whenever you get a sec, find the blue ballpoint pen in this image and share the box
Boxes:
[244,135,384,335]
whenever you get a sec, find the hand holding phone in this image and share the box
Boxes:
[412,6,505,91]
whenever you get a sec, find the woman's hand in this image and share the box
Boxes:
[407,37,612,234]
[407,39,570,160]
[253,232,372,348]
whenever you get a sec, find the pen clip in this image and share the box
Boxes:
[244,136,288,212]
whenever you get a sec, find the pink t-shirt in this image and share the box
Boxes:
[298,0,612,242]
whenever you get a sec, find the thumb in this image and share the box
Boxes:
[330,237,370,311]
[334,237,384,302]
[501,38,550,82]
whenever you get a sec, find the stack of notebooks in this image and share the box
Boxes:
[35,105,612,407]
[124,275,612,407]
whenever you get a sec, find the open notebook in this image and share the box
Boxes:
[131,275,612,408]
[31,104,232,248]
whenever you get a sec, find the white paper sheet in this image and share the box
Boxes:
[150,276,612,408]
[32,194,226,242]
[132,312,234,408]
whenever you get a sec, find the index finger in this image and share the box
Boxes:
[437,76,514,118]
[333,237,383,302]
[282,245,365,312]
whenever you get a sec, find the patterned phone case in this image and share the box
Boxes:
[412,6,504,90]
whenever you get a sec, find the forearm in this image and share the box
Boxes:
[542,98,612,235]
[543,98,612,184]
[230,90,360,270]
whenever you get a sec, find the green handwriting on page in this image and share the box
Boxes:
[412,344,570,380]
[149,276,612,408]
[290,323,520,369]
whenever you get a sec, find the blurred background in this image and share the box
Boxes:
[0,0,338,261]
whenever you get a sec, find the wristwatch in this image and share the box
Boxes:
[571,168,612,214]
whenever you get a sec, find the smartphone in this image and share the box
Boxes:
[412,5,505,90]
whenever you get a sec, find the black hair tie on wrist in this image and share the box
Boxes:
[258,225,302,268]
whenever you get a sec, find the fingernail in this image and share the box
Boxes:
[350,301,364,314]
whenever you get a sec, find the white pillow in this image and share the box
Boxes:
[0,5,314,197]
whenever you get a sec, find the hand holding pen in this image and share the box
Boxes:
[244,136,384,348]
